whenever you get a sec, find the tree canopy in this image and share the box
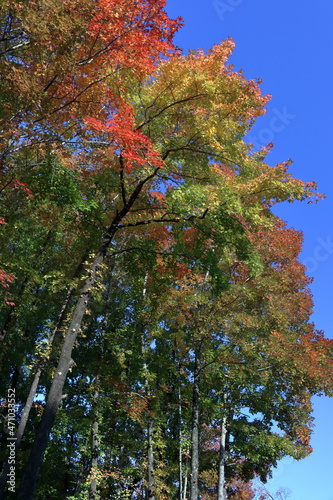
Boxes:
[0,1,332,499]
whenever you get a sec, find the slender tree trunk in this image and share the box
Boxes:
[178,383,183,500]
[190,346,200,500]
[141,273,156,500]
[147,416,156,500]
[62,429,75,499]
[183,445,190,500]
[217,397,228,500]
[89,277,110,500]
[74,442,89,496]
[89,386,99,500]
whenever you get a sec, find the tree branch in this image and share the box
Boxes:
[119,155,127,206]
[117,208,209,229]
[136,94,207,131]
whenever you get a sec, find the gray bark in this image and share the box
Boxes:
[89,277,110,499]
[183,445,190,500]
[178,383,183,500]
[147,416,156,500]
[89,387,99,500]
[190,347,200,500]
[217,401,228,500]
[142,273,156,500]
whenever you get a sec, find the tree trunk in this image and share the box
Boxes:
[183,446,190,500]
[62,429,75,499]
[190,346,200,500]
[141,273,156,500]
[73,433,90,496]
[178,383,183,500]
[89,387,99,500]
[217,397,228,500]
[147,416,156,500]
[89,279,110,500]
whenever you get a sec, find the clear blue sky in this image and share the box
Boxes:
[165,1,333,499]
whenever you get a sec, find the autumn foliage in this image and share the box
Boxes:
[0,1,332,499]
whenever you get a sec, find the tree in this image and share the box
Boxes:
[0,1,331,498]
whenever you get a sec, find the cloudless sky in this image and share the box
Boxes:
[165,1,333,499]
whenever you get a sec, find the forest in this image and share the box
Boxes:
[0,1,333,499]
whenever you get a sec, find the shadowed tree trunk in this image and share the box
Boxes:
[183,445,190,500]
[147,415,156,500]
[89,276,111,499]
[218,395,228,500]
[190,344,201,500]
[141,273,156,500]
[89,386,99,500]
[178,381,183,500]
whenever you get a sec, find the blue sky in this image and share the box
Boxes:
[165,1,333,499]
